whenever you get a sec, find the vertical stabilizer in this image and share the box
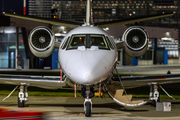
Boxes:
[86,0,92,25]
[90,0,93,24]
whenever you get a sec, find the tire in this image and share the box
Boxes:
[85,102,91,117]
[152,95,160,107]
[152,100,156,107]
[18,96,25,107]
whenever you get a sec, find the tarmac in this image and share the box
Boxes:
[1,64,180,119]
[0,96,180,120]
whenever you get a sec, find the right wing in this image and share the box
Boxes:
[0,70,76,90]
[55,41,61,49]
[0,74,65,90]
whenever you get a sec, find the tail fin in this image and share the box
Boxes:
[86,0,93,25]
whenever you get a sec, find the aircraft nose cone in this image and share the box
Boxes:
[60,50,116,85]
[85,74,91,80]
[77,63,103,84]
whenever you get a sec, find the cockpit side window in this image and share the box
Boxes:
[106,37,115,50]
[62,37,70,49]
[67,35,86,49]
[91,35,109,49]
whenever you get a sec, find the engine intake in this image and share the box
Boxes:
[29,26,55,58]
[122,26,148,57]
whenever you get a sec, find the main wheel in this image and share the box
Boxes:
[18,95,25,107]
[85,102,91,117]
[152,95,160,107]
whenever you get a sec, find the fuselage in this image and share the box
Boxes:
[58,25,117,85]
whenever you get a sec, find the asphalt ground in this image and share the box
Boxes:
[0,64,180,119]
[0,96,180,120]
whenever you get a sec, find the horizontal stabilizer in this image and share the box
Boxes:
[4,13,81,28]
[95,13,174,28]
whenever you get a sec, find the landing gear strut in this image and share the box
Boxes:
[81,85,94,117]
[149,83,160,107]
[18,85,28,107]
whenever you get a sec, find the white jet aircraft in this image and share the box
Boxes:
[2,0,178,117]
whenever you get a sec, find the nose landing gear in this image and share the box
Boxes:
[81,85,94,117]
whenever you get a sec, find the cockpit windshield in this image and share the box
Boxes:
[66,34,110,50]
[91,35,108,49]
[67,35,86,49]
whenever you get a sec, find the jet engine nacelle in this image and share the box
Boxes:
[29,26,55,58]
[122,26,149,58]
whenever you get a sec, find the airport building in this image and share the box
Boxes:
[0,0,180,69]
[28,0,177,22]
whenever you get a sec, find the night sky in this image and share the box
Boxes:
[0,0,28,16]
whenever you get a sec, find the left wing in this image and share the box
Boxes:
[115,41,124,49]
[112,74,180,89]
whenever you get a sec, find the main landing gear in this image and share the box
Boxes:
[18,85,29,107]
[81,85,94,117]
[149,83,160,107]
[149,83,176,107]
[3,84,29,107]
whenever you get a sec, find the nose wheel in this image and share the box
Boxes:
[82,85,94,117]
[84,99,92,117]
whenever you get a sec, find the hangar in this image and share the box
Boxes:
[1,0,180,117]
[0,0,179,69]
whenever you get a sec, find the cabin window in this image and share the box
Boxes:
[67,35,86,49]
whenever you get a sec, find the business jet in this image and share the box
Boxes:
[2,0,177,117]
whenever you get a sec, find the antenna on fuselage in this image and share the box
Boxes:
[85,0,93,26]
